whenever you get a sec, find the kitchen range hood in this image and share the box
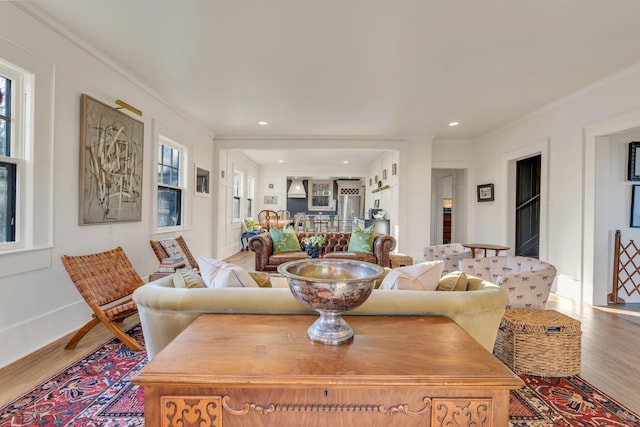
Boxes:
[287,178,307,198]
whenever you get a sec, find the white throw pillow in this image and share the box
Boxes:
[197,256,258,288]
[379,261,444,291]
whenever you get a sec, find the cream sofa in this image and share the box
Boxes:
[459,256,557,309]
[133,273,509,359]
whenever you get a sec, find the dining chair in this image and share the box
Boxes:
[258,209,279,231]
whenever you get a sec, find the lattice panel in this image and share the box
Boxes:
[610,230,640,303]
[339,187,361,196]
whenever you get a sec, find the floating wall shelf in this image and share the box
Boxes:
[372,185,391,193]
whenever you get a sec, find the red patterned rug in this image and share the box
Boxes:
[1,324,638,426]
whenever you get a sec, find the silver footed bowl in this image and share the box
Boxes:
[277,259,385,345]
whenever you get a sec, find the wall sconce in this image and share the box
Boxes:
[115,99,142,116]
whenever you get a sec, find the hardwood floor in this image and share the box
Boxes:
[2,250,639,416]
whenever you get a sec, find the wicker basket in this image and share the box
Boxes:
[494,309,581,377]
[390,254,413,268]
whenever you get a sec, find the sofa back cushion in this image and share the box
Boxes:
[270,227,301,253]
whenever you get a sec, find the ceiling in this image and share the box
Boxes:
[19,0,640,166]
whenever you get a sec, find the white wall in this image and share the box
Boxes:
[0,4,215,368]
[471,62,640,305]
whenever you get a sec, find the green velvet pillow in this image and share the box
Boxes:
[173,268,206,288]
[436,271,468,291]
[347,225,375,254]
[270,226,301,253]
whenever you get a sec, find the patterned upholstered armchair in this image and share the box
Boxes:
[423,243,473,275]
[459,256,556,309]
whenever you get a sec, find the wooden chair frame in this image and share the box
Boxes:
[61,247,145,351]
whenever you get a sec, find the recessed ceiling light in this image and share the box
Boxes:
[449,121,460,127]
[279,160,284,163]
[343,160,349,164]
[258,121,268,126]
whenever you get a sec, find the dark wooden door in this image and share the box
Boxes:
[515,155,541,257]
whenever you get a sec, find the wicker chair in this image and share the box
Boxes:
[60,247,145,351]
[149,235,199,271]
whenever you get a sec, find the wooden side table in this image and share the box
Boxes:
[462,243,510,257]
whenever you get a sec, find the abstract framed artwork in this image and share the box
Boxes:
[477,183,494,202]
[79,94,144,224]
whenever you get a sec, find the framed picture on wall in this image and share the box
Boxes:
[628,142,640,181]
[631,185,640,227]
[477,183,494,202]
[195,166,210,196]
[264,195,278,205]
[79,94,144,224]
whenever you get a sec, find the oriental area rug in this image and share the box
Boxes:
[1,325,638,427]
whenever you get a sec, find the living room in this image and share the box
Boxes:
[2,1,640,422]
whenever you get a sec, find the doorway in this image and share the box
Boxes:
[515,155,541,257]
[430,169,467,245]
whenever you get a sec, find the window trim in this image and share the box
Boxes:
[246,175,254,219]
[0,60,30,251]
[232,169,243,222]
[152,121,191,234]
[0,41,54,276]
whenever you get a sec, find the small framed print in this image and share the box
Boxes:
[477,183,494,202]
[383,169,387,180]
[268,183,274,189]
[392,163,397,175]
[628,142,640,181]
[195,166,210,196]
[264,195,278,205]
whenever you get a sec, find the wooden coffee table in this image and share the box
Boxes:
[134,314,522,427]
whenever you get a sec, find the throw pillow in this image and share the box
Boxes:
[244,217,257,232]
[248,271,272,288]
[347,225,375,254]
[436,271,468,291]
[197,256,259,288]
[270,226,301,253]
[173,268,206,289]
[379,261,444,291]
[159,237,197,270]
[374,267,392,289]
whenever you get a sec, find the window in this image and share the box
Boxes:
[157,138,185,228]
[0,66,21,246]
[233,170,243,220]
[246,176,254,218]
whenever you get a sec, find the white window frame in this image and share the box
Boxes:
[246,176,254,219]
[153,130,189,233]
[0,61,30,252]
[0,43,54,278]
[233,170,243,221]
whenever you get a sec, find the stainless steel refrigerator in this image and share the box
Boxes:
[338,194,361,232]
